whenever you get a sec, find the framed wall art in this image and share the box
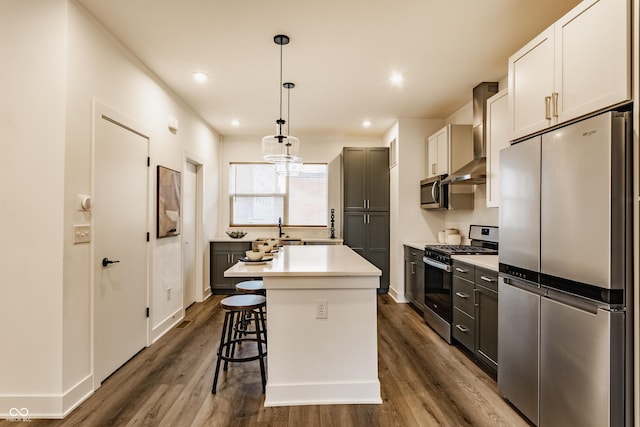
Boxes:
[157,165,181,238]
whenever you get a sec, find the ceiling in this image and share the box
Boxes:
[76,0,580,138]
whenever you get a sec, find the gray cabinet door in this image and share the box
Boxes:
[343,148,367,210]
[210,242,252,293]
[365,147,390,211]
[414,253,425,312]
[343,147,389,211]
[367,212,389,289]
[476,283,498,371]
[404,247,415,302]
[343,212,367,256]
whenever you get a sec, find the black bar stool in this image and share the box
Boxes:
[211,294,267,394]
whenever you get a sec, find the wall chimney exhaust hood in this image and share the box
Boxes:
[443,82,498,185]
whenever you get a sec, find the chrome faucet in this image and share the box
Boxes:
[278,217,284,238]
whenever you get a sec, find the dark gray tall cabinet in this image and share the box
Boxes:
[342,147,390,292]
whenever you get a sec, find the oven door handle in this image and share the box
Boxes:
[423,257,452,272]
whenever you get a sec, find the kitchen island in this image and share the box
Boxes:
[225,244,382,407]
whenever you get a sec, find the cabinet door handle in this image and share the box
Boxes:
[474,288,478,307]
[455,292,469,299]
[432,163,436,174]
[545,96,552,120]
[480,275,495,282]
[366,199,370,209]
[455,267,468,273]
[455,324,470,333]
[411,262,415,274]
[363,200,367,209]
[367,214,370,224]
[552,92,559,118]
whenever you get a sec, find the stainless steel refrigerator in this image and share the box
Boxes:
[498,110,632,426]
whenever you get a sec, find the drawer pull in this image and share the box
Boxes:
[455,324,470,333]
[480,276,495,282]
[455,292,469,299]
[455,268,468,273]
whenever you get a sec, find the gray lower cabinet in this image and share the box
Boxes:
[344,212,389,291]
[403,245,425,313]
[210,241,253,294]
[451,260,498,373]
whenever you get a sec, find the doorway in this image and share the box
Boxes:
[93,103,149,384]
[183,161,197,308]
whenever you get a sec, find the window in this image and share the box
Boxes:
[230,163,328,227]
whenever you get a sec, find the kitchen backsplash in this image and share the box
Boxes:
[444,185,498,244]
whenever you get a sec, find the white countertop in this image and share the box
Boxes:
[225,245,381,278]
[211,237,343,244]
[451,254,499,271]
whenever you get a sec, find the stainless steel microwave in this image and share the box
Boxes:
[421,175,448,210]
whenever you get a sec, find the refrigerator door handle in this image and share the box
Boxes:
[501,275,546,296]
[544,289,601,315]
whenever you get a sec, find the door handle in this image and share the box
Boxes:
[551,92,559,117]
[102,258,120,267]
[480,276,495,282]
[455,292,469,299]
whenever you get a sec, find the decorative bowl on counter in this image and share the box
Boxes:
[226,230,247,239]
[245,249,264,261]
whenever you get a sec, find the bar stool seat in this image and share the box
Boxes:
[235,279,265,295]
[212,294,267,394]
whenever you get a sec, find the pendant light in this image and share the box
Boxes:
[262,34,301,164]
[275,81,303,176]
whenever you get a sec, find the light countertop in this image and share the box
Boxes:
[211,237,343,244]
[225,244,381,278]
[451,254,499,271]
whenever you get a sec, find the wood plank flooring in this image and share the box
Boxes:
[5,295,528,426]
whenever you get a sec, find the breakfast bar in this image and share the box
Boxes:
[225,244,382,407]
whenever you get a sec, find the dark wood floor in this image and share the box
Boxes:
[6,295,528,426]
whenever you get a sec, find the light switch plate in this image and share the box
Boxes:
[73,225,91,244]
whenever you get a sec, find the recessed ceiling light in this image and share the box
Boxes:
[362,120,372,128]
[231,120,240,127]
[192,72,208,83]
[389,72,404,86]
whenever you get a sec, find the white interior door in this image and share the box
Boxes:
[94,111,149,384]
[183,161,197,308]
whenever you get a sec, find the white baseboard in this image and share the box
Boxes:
[264,380,382,407]
[0,374,93,419]
[387,286,409,303]
[151,307,184,344]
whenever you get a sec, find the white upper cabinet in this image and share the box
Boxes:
[508,0,631,141]
[485,89,509,208]
[425,124,472,178]
[426,127,449,178]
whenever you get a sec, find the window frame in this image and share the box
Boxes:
[229,162,328,228]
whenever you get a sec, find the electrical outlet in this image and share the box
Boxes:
[316,300,328,319]
[73,225,91,244]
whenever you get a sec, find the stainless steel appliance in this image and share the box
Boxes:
[498,110,632,426]
[443,82,498,185]
[423,225,498,343]
[420,174,448,210]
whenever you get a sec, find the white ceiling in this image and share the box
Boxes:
[77,0,580,137]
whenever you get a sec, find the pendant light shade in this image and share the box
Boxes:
[275,156,303,176]
[262,34,302,167]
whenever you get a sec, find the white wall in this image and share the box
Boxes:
[219,134,383,240]
[386,119,445,301]
[0,0,221,417]
[0,0,67,410]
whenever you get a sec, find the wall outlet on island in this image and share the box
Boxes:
[315,300,328,319]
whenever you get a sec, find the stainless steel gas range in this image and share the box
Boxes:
[423,225,498,343]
